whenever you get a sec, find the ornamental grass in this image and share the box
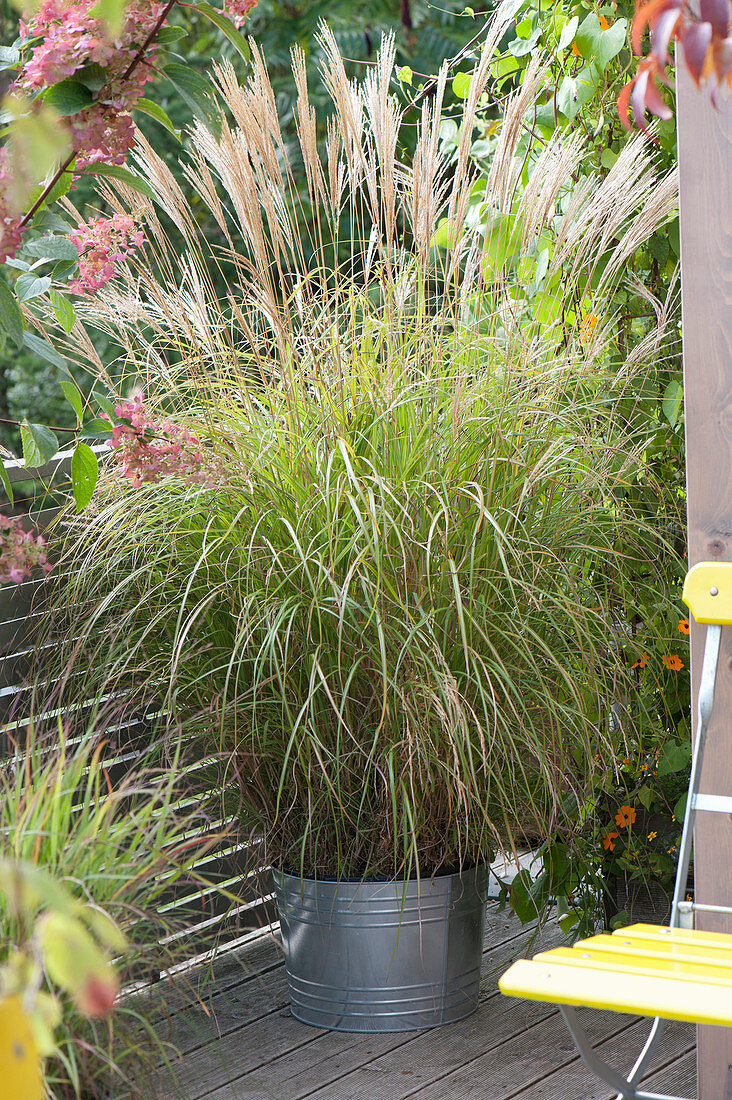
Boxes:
[39,29,679,881]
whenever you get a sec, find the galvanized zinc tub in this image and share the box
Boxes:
[272,865,488,1032]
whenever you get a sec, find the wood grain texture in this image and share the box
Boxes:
[151,906,695,1100]
[677,48,732,1099]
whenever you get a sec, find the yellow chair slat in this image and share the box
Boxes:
[682,561,732,624]
[574,931,732,969]
[499,957,732,1027]
[499,922,732,1027]
[530,946,732,986]
[620,923,732,950]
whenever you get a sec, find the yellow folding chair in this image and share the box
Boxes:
[500,562,732,1100]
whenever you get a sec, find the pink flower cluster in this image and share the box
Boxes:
[16,0,166,170]
[107,394,218,487]
[0,148,25,264]
[224,0,258,29]
[0,515,52,585]
[69,213,144,294]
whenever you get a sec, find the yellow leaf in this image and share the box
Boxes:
[0,996,44,1100]
[2,96,70,213]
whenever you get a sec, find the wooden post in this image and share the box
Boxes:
[677,60,732,1098]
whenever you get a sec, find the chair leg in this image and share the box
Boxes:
[559,1007,692,1100]
[560,1006,641,1099]
[624,1016,665,1090]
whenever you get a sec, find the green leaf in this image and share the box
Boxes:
[658,740,690,776]
[73,61,108,93]
[601,147,618,169]
[15,273,52,302]
[50,289,76,334]
[557,64,601,121]
[397,66,413,87]
[0,45,20,71]
[557,15,578,51]
[92,391,117,418]
[451,72,472,99]
[71,442,98,511]
[84,163,156,202]
[134,98,182,141]
[60,379,84,421]
[0,273,24,349]
[52,259,78,281]
[156,25,188,46]
[636,784,654,810]
[32,210,73,234]
[23,235,78,262]
[190,2,251,61]
[508,27,541,56]
[42,79,94,116]
[20,420,59,467]
[649,233,670,265]
[0,461,13,506]
[80,418,113,440]
[574,14,627,72]
[23,331,69,371]
[44,161,76,205]
[662,380,683,428]
[558,911,580,934]
[163,63,222,137]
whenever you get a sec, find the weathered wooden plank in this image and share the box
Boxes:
[198,1006,631,1100]
[507,1019,694,1099]
[157,909,563,1100]
[641,1048,696,1098]
[677,42,732,1100]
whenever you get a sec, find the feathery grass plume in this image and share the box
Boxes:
[34,27,681,884]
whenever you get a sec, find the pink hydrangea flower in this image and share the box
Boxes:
[223,0,258,29]
[15,0,167,173]
[106,393,218,487]
[0,514,52,585]
[69,212,144,293]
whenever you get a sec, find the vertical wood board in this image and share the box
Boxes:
[677,58,732,1100]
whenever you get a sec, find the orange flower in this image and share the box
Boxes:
[580,313,598,341]
[631,652,649,670]
[615,805,636,829]
[662,654,684,672]
[603,830,620,851]
[599,15,611,30]
[571,41,582,56]
[677,619,690,635]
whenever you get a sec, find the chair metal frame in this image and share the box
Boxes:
[509,563,732,1100]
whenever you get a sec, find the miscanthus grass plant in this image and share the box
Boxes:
[40,27,679,883]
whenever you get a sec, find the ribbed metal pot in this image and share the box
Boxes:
[272,865,488,1032]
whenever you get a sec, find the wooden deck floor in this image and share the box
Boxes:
[151,904,696,1100]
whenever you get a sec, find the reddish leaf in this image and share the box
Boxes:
[680,20,713,84]
[644,72,674,117]
[75,971,119,1018]
[631,66,652,130]
[651,6,683,63]
[712,35,732,82]
[632,0,683,56]
[699,0,729,37]
[617,78,635,131]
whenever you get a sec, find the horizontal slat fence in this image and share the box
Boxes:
[0,450,275,971]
